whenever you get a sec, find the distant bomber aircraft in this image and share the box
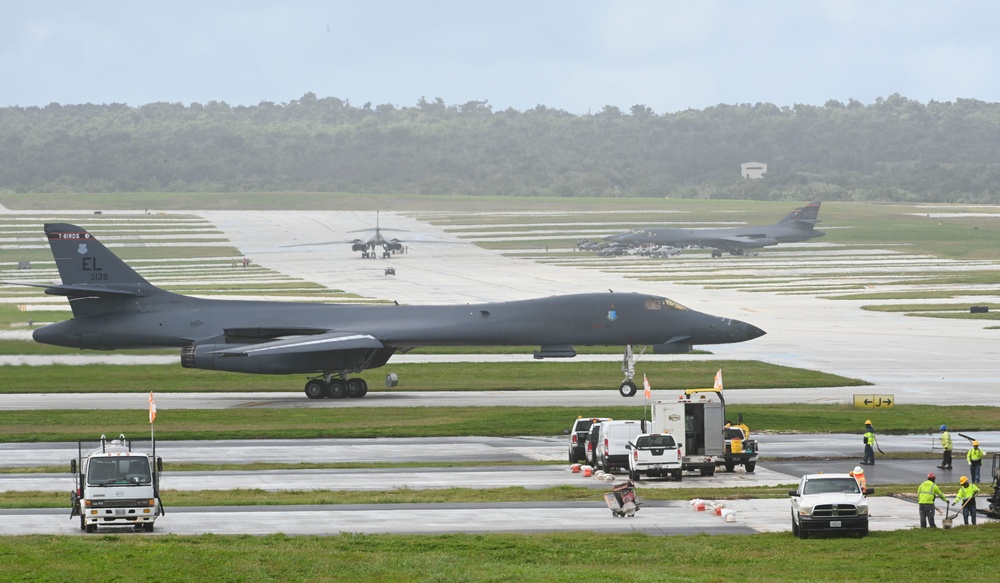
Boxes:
[12,224,765,398]
[288,211,408,258]
[610,201,825,257]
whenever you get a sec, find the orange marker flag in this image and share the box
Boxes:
[148,391,157,424]
[643,374,651,400]
[714,369,723,391]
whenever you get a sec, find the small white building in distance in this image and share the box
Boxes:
[741,162,767,179]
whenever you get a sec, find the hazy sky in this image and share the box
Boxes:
[3,1,999,113]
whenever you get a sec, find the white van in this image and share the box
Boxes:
[597,420,647,472]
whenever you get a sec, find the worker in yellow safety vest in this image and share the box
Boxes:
[937,425,953,469]
[850,466,867,492]
[917,472,946,528]
[967,441,985,483]
[953,476,981,526]
[861,420,876,465]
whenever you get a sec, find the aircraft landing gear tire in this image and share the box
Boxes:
[304,379,327,399]
[619,381,638,398]
[327,380,347,399]
[346,378,368,398]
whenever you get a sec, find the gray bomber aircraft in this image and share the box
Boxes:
[17,223,765,398]
[610,201,825,257]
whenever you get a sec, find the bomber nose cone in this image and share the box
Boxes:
[731,320,766,343]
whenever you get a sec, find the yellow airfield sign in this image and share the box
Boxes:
[853,394,895,409]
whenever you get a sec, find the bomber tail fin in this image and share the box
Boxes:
[777,200,822,224]
[43,223,166,317]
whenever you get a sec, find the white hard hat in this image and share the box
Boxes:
[853,466,863,474]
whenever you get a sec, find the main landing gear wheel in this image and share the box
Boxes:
[619,381,638,398]
[327,379,348,399]
[346,378,368,398]
[304,379,327,399]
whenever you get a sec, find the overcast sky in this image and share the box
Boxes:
[3,1,999,114]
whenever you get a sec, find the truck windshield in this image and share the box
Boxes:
[87,457,151,485]
[803,478,860,495]
[636,435,676,448]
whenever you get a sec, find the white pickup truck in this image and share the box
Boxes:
[626,433,683,482]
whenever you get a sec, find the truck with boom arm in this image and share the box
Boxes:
[70,434,164,533]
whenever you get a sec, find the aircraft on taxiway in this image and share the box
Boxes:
[609,201,825,257]
[286,211,408,258]
[7,223,765,399]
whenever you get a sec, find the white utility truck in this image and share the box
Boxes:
[649,388,725,476]
[70,434,163,533]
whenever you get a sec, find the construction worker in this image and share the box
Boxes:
[937,425,953,469]
[850,465,867,491]
[861,420,876,465]
[917,472,947,528]
[953,475,981,525]
[967,441,985,483]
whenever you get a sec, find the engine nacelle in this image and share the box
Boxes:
[386,241,403,252]
[352,242,368,252]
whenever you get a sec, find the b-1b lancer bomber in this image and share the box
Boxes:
[610,201,825,257]
[15,224,765,398]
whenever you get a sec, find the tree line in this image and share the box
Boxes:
[1,92,998,203]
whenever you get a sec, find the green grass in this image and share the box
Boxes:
[0,404,993,442]
[1,528,996,582]
[0,359,865,393]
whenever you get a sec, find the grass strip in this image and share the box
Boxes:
[0,404,994,442]
[1,527,996,582]
[0,359,866,392]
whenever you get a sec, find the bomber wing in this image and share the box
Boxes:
[708,235,778,250]
[0,282,145,297]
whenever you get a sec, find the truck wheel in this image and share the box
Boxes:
[85,524,96,534]
[700,466,715,477]
[797,523,808,539]
[629,469,638,481]
[79,514,86,531]
[745,461,756,473]
[673,471,683,482]
[724,460,735,472]
[143,523,155,533]
[791,514,799,536]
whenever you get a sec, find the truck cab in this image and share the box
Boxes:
[719,421,759,473]
[71,434,163,533]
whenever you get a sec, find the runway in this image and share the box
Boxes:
[4,498,929,536]
[1,434,994,536]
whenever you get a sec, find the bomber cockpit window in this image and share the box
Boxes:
[645,298,688,311]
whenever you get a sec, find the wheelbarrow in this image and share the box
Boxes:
[604,480,642,517]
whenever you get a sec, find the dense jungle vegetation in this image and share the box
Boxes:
[2,93,999,202]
